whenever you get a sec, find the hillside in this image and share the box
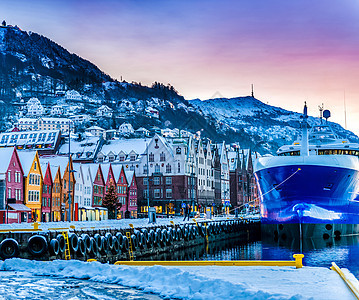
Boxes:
[0,24,357,154]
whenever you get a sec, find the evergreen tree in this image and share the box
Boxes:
[102,184,119,219]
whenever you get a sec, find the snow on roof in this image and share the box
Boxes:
[58,136,100,159]
[0,147,13,173]
[111,164,122,181]
[17,151,36,175]
[39,156,69,177]
[125,170,134,185]
[86,126,105,131]
[100,138,149,156]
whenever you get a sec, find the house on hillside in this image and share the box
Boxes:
[85,126,105,138]
[96,105,113,117]
[27,98,44,116]
[65,90,82,102]
[118,122,134,136]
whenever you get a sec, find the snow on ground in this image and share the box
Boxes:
[0,215,258,230]
[0,258,357,300]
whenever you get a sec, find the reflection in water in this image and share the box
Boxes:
[142,234,359,279]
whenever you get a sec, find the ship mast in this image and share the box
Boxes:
[300,102,309,156]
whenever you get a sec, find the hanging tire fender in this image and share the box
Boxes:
[0,238,20,259]
[27,235,48,257]
[49,238,60,256]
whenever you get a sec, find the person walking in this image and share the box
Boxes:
[183,204,190,221]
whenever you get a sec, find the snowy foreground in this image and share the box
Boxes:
[0,258,357,300]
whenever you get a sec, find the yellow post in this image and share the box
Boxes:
[87,259,97,262]
[331,262,359,299]
[31,222,39,230]
[293,254,304,269]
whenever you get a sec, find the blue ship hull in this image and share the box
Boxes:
[255,162,359,238]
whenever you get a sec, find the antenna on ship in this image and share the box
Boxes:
[318,103,324,124]
[300,102,309,156]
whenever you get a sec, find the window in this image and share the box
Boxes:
[34,162,37,170]
[166,177,172,185]
[143,190,148,199]
[130,165,135,171]
[154,189,161,198]
[143,164,148,174]
[130,155,136,161]
[178,162,181,173]
[149,153,154,162]
[143,178,148,185]
[166,189,172,198]
[8,188,11,198]
[160,152,165,161]
[15,189,21,201]
[176,147,181,154]
[154,177,160,185]
[166,164,171,173]
[15,172,20,183]
[119,155,125,162]
[155,164,160,173]
[7,171,10,182]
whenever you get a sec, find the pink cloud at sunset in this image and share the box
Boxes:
[2,0,359,132]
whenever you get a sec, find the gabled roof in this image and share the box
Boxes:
[0,147,14,174]
[18,151,37,175]
[39,155,70,178]
[125,170,135,186]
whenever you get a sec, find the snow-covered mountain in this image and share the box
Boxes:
[189,96,359,153]
[1,24,357,154]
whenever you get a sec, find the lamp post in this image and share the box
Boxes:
[68,120,71,222]
[146,142,150,220]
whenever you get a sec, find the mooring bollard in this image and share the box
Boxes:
[293,254,304,268]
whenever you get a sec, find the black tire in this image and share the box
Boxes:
[176,228,183,240]
[89,237,98,258]
[100,236,108,254]
[56,234,66,253]
[105,233,113,248]
[122,236,129,251]
[0,238,19,259]
[94,234,102,253]
[68,233,78,253]
[131,234,137,250]
[49,238,60,256]
[111,236,120,254]
[81,234,91,254]
[116,232,123,246]
[28,235,48,257]
[161,229,168,246]
[77,238,86,257]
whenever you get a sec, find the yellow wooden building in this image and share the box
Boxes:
[19,151,43,222]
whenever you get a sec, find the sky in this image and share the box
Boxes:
[2,0,359,134]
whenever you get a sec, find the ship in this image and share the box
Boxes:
[254,103,359,240]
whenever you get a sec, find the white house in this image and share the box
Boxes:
[65,90,82,102]
[51,105,64,116]
[27,98,44,116]
[118,122,134,136]
[85,126,105,138]
[96,105,113,117]
[73,163,85,211]
[145,107,159,119]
